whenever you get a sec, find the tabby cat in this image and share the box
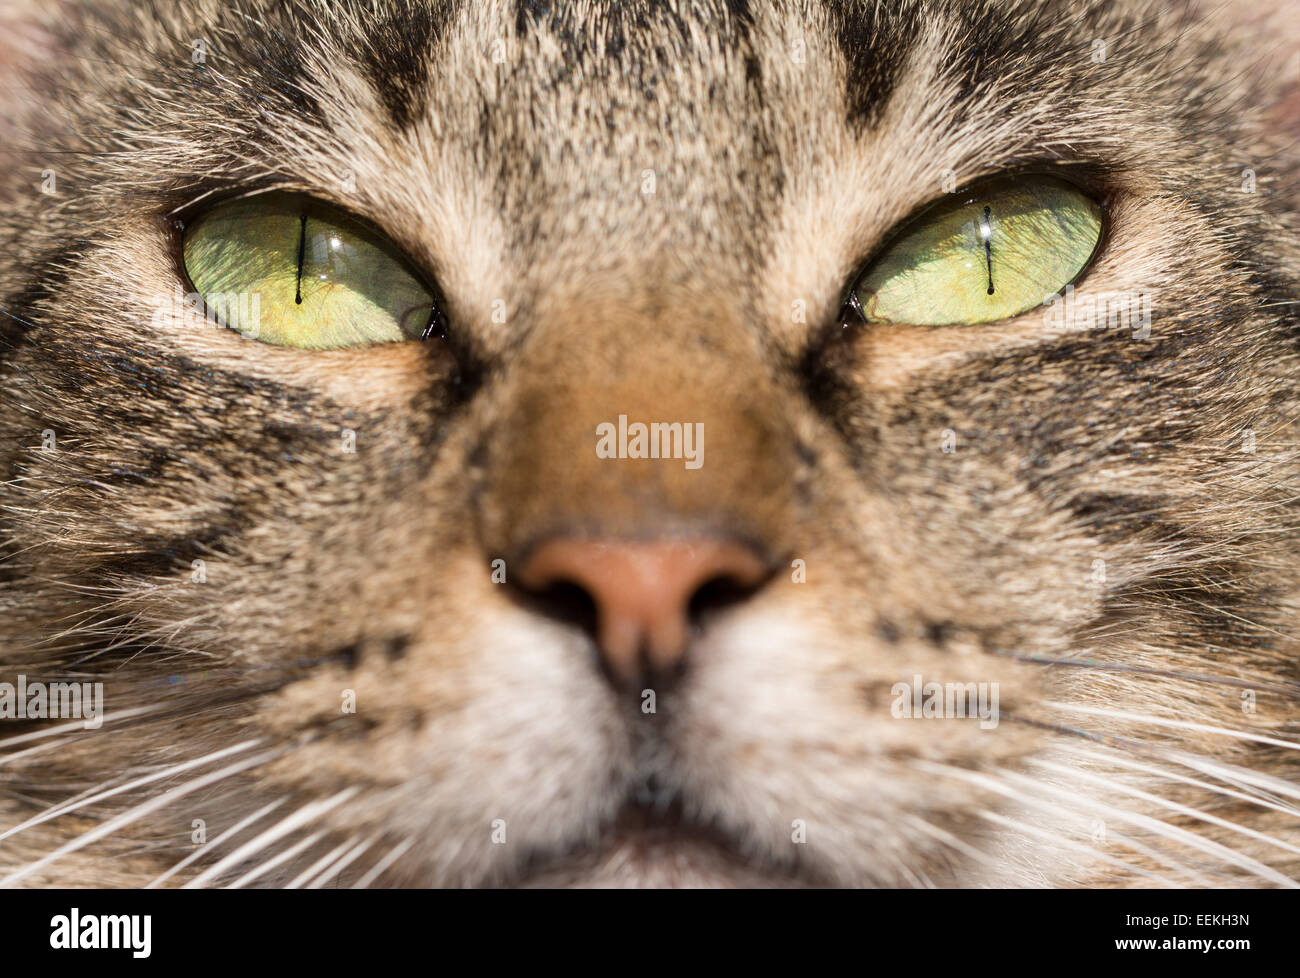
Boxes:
[0,0,1297,887]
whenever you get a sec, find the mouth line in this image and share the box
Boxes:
[507,790,826,888]
[609,794,735,846]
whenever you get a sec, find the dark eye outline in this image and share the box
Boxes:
[834,167,1112,332]
[169,188,450,344]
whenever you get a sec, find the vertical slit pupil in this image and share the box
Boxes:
[294,213,307,305]
[981,205,995,295]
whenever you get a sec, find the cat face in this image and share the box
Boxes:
[0,0,1297,887]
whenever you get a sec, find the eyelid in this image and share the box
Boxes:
[857,169,1101,273]
[175,186,443,290]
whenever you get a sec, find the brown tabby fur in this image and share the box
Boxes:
[0,0,1297,886]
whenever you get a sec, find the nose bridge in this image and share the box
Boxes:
[482,300,797,556]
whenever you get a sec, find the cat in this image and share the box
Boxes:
[0,0,1297,888]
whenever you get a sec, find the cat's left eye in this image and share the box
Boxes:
[182,193,438,350]
[848,174,1103,326]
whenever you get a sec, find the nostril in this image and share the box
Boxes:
[688,569,767,625]
[508,577,599,642]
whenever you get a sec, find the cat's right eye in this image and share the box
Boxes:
[182,193,439,350]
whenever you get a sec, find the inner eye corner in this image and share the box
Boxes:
[843,289,867,323]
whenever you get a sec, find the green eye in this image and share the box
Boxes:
[182,194,437,349]
[852,175,1103,326]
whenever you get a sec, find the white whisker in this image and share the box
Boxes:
[0,704,163,752]
[147,798,287,889]
[1033,758,1300,858]
[1043,701,1300,751]
[284,837,357,889]
[350,835,416,889]
[227,831,326,889]
[914,760,1219,885]
[305,836,376,889]
[1,747,283,887]
[183,787,359,889]
[913,760,1239,886]
[1059,746,1300,821]
[0,739,264,845]
[902,815,1007,876]
[973,809,1179,886]
[1164,750,1300,803]
[0,739,75,768]
[987,764,1299,887]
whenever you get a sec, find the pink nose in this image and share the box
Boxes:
[517,538,770,685]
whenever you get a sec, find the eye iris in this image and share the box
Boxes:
[182,194,436,350]
[854,176,1103,326]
